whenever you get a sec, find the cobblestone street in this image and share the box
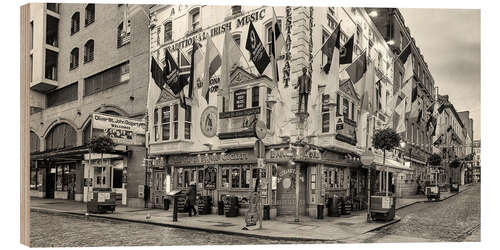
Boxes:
[30,211,324,247]
[342,183,481,243]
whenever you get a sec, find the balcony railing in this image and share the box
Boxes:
[117,34,131,48]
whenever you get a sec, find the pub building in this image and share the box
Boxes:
[146,5,403,218]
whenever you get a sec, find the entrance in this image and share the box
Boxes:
[46,170,55,199]
[276,165,306,216]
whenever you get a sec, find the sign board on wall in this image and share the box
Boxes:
[335,116,357,146]
[92,113,146,145]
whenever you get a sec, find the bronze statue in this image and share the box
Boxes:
[294,67,312,113]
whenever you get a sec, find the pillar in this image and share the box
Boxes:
[295,162,300,222]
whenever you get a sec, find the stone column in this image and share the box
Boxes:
[295,162,300,222]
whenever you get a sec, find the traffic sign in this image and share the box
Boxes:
[361,150,375,165]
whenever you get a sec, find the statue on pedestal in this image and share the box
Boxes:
[294,67,312,114]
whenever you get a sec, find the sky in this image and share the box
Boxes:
[399,8,481,141]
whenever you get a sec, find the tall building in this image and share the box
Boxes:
[27,3,151,208]
[146,5,409,218]
[458,111,474,184]
[472,140,481,182]
[366,8,437,193]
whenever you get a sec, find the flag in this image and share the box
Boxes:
[245,21,270,75]
[400,78,413,113]
[399,43,413,84]
[320,21,341,74]
[220,31,243,102]
[346,50,367,84]
[271,8,285,83]
[393,95,406,134]
[163,49,181,94]
[375,79,382,111]
[271,8,285,58]
[151,56,164,89]
[410,86,422,119]
[340,35,354,65]
[202,37,221,102]
[189,41,203,107]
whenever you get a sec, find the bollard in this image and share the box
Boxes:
[173,196,178,222]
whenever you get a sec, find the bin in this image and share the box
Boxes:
[317,204,324,219]
[224,196,239,217]
[198,196,212,215]
[327,197,340,217]
[263,205,270,220]
[87,189,116,214]
[370,193,396,221]
[342,197,352,215]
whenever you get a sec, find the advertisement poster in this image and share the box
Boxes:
[92,113,146,145]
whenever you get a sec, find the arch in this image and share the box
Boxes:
[94,105,129,117]
[30,130,41,153]
[42,118,79,138]
[45,123,77,151]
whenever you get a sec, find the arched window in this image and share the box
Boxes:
[189,7,201,31]
[117,22,131,48]
[70,48,79,70]
[85,4,95,26]
[71,12,80,34]
[30,131,40,153]
[84,40,94,63]
[45,123,77,151]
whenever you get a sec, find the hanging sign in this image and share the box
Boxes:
[92,113,146,145]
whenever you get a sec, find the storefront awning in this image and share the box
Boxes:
[373,154,412,173]
[30,145,128,161]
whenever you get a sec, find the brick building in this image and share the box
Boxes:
[27,3,151,208]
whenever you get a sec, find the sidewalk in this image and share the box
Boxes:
[30,183,475,242]
[31,198,398,242]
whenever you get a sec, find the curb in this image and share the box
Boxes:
[30,207,329,242]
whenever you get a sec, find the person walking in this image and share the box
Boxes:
[186,182,197,216]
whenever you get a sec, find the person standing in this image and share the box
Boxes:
[186,182,197,216]
[294,67,312,113]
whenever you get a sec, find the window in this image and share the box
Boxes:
[327,14,337,31]
[84,61,130,96]
[356,25,362,45]
[266,88,272,129]
[336,93,340,115]
[328,7,335,17]
[343,97,349,118]
[231,167,240,188]
[117,21,131,48]
[232,33,241,47]
[162,106,170,141]
[351,102,355,120]
[30,131,40,153]
[164,21,172,43]
[376,81,381,111]
[231,165,251,189]
[84,40,94,63]
[30,21,33,50]
[324,168,344,189]
[231,5,242,15]
[189,7,201,31]
[377,51,383,69]
[45,123,77,150]
[47,82,78,108]
[222,168,230,188]
[322,94,330,133]
[113,168,123,188]
[30,55,33,82]
[251,86,259,107]
[154,108,159,141]
[266,20,282,55]
[85,4,95,26]
[173,104,179,139]
[70,48,79,70]
[234,89,247,110]
[399,31,404,51]
[71,12,80,34]
[185,105,191,139]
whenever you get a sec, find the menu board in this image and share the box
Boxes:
[234,89,247,110]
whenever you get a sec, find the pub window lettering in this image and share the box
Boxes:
[234,89,247,110]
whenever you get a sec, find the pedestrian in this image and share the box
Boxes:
[186,182,197,216]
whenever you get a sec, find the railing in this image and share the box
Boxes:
[117,34,131,48]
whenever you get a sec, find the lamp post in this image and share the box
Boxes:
[361,149,375,222]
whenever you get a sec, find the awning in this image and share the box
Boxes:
[30,145,128,161]
[373,154,413,173]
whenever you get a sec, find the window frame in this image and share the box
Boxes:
[321,93,330,133]
[70,48,79,70]
[189,7,201,32]
[71,12,80,35]
[164,20,172,43]
[85,4,95,27]
[266,19,282,56]
[84,39,94,63]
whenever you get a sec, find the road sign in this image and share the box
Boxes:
[361,150,375,165]
[254,120,267,140]
[336,115,344,130]
[254,140,265,158]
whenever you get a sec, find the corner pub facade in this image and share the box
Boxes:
[147,5,409,219]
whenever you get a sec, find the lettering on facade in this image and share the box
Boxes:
[165,9,266,52]
[167,152,252,166]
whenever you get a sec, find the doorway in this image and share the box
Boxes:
[46,170,55,199]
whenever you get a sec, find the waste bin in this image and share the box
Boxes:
[317,204,324,219]
[327,197,340,217]
[218,200,224,215]
[198,196,212,215]
[224,196,239,217]
[341,197,352,215]
[263,205,270,220]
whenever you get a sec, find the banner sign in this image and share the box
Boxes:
[336,116,357,146]
[92,113,146,145]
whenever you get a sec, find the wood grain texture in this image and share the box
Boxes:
[20,3,30,246]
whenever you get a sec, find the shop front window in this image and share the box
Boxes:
[231,168,241,188]
[222,168,230,188]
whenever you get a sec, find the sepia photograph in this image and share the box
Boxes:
[17,0,483,248]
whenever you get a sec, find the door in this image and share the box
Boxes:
[276,165,306,216]
[46,170,55,199]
